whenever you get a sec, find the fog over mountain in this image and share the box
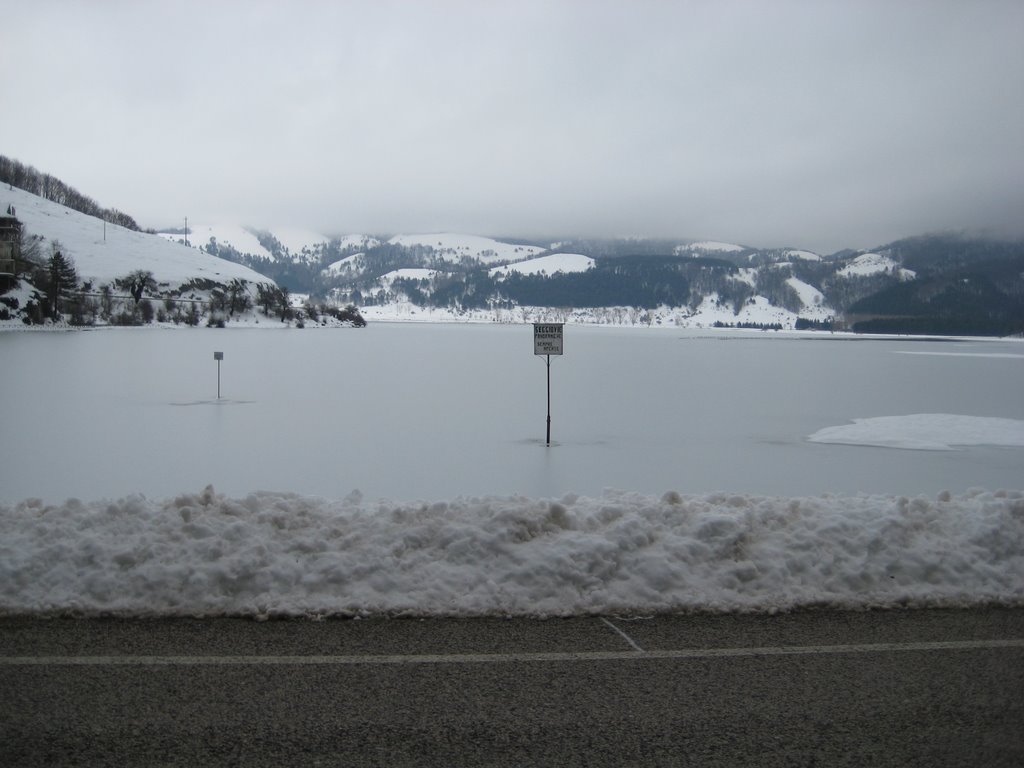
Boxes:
[4,1,1023,253]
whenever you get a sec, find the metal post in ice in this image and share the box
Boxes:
[214,351,224,399]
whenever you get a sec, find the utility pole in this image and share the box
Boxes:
[184,216,189,247]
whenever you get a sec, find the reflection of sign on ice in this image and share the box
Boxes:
[533,323,564,356]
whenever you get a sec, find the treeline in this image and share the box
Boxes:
[0,155,140,231]
[359,256,755,314]
[495,258,694,310]
[350,254,841,319]
[848,273,1024,336]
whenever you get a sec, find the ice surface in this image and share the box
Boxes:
[1,486,1020,617]
[2,327,1022,617]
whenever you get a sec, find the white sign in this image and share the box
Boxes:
[533,323,564,355]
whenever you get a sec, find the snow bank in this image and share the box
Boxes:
[2,487,1021,617]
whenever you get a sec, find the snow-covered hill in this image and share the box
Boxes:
[837,252,915,279]
[16,185,1007,335]
[322,253,366,277]
[490,253,594,278]
[786,249,821,262]
[0,187,291,328]
[387,233,546,264]
[337,234,381,252]
[676,240,747,254]
[380,268,441,285]
[5,187,273,287]
[160,224,274,261]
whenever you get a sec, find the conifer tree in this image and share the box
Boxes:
[45,244,78,317]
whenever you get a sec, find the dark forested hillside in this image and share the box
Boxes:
[848,237,1024,336]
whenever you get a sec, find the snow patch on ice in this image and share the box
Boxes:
[808,414,1024,451]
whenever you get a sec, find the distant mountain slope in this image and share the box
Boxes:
[160,224,275,262]
[8,155,1019,335]
[386,233,546,264]
[846,236,1024,336]
[490,253,594,278]
[184,220,1020,334]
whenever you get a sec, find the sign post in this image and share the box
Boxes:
[533,323,564,446]
[213,351,224,399]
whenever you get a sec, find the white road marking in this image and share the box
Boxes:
[3,639,1023,666]
[893,351,1024,359]
[600,617,645,652]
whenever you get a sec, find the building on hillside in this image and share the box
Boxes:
[0,208,22,280]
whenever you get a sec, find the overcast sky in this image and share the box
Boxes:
[3,0,1023,253]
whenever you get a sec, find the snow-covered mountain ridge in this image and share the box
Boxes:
[4,170,1022,335]
[149,223,1024,335]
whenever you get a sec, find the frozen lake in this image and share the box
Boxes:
[1,324,1022,505]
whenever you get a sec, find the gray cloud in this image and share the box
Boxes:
[4,0,1023,253]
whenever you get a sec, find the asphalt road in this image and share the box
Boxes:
[2,608,1023,767]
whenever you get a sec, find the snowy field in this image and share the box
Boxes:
[1,325,1022,617]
